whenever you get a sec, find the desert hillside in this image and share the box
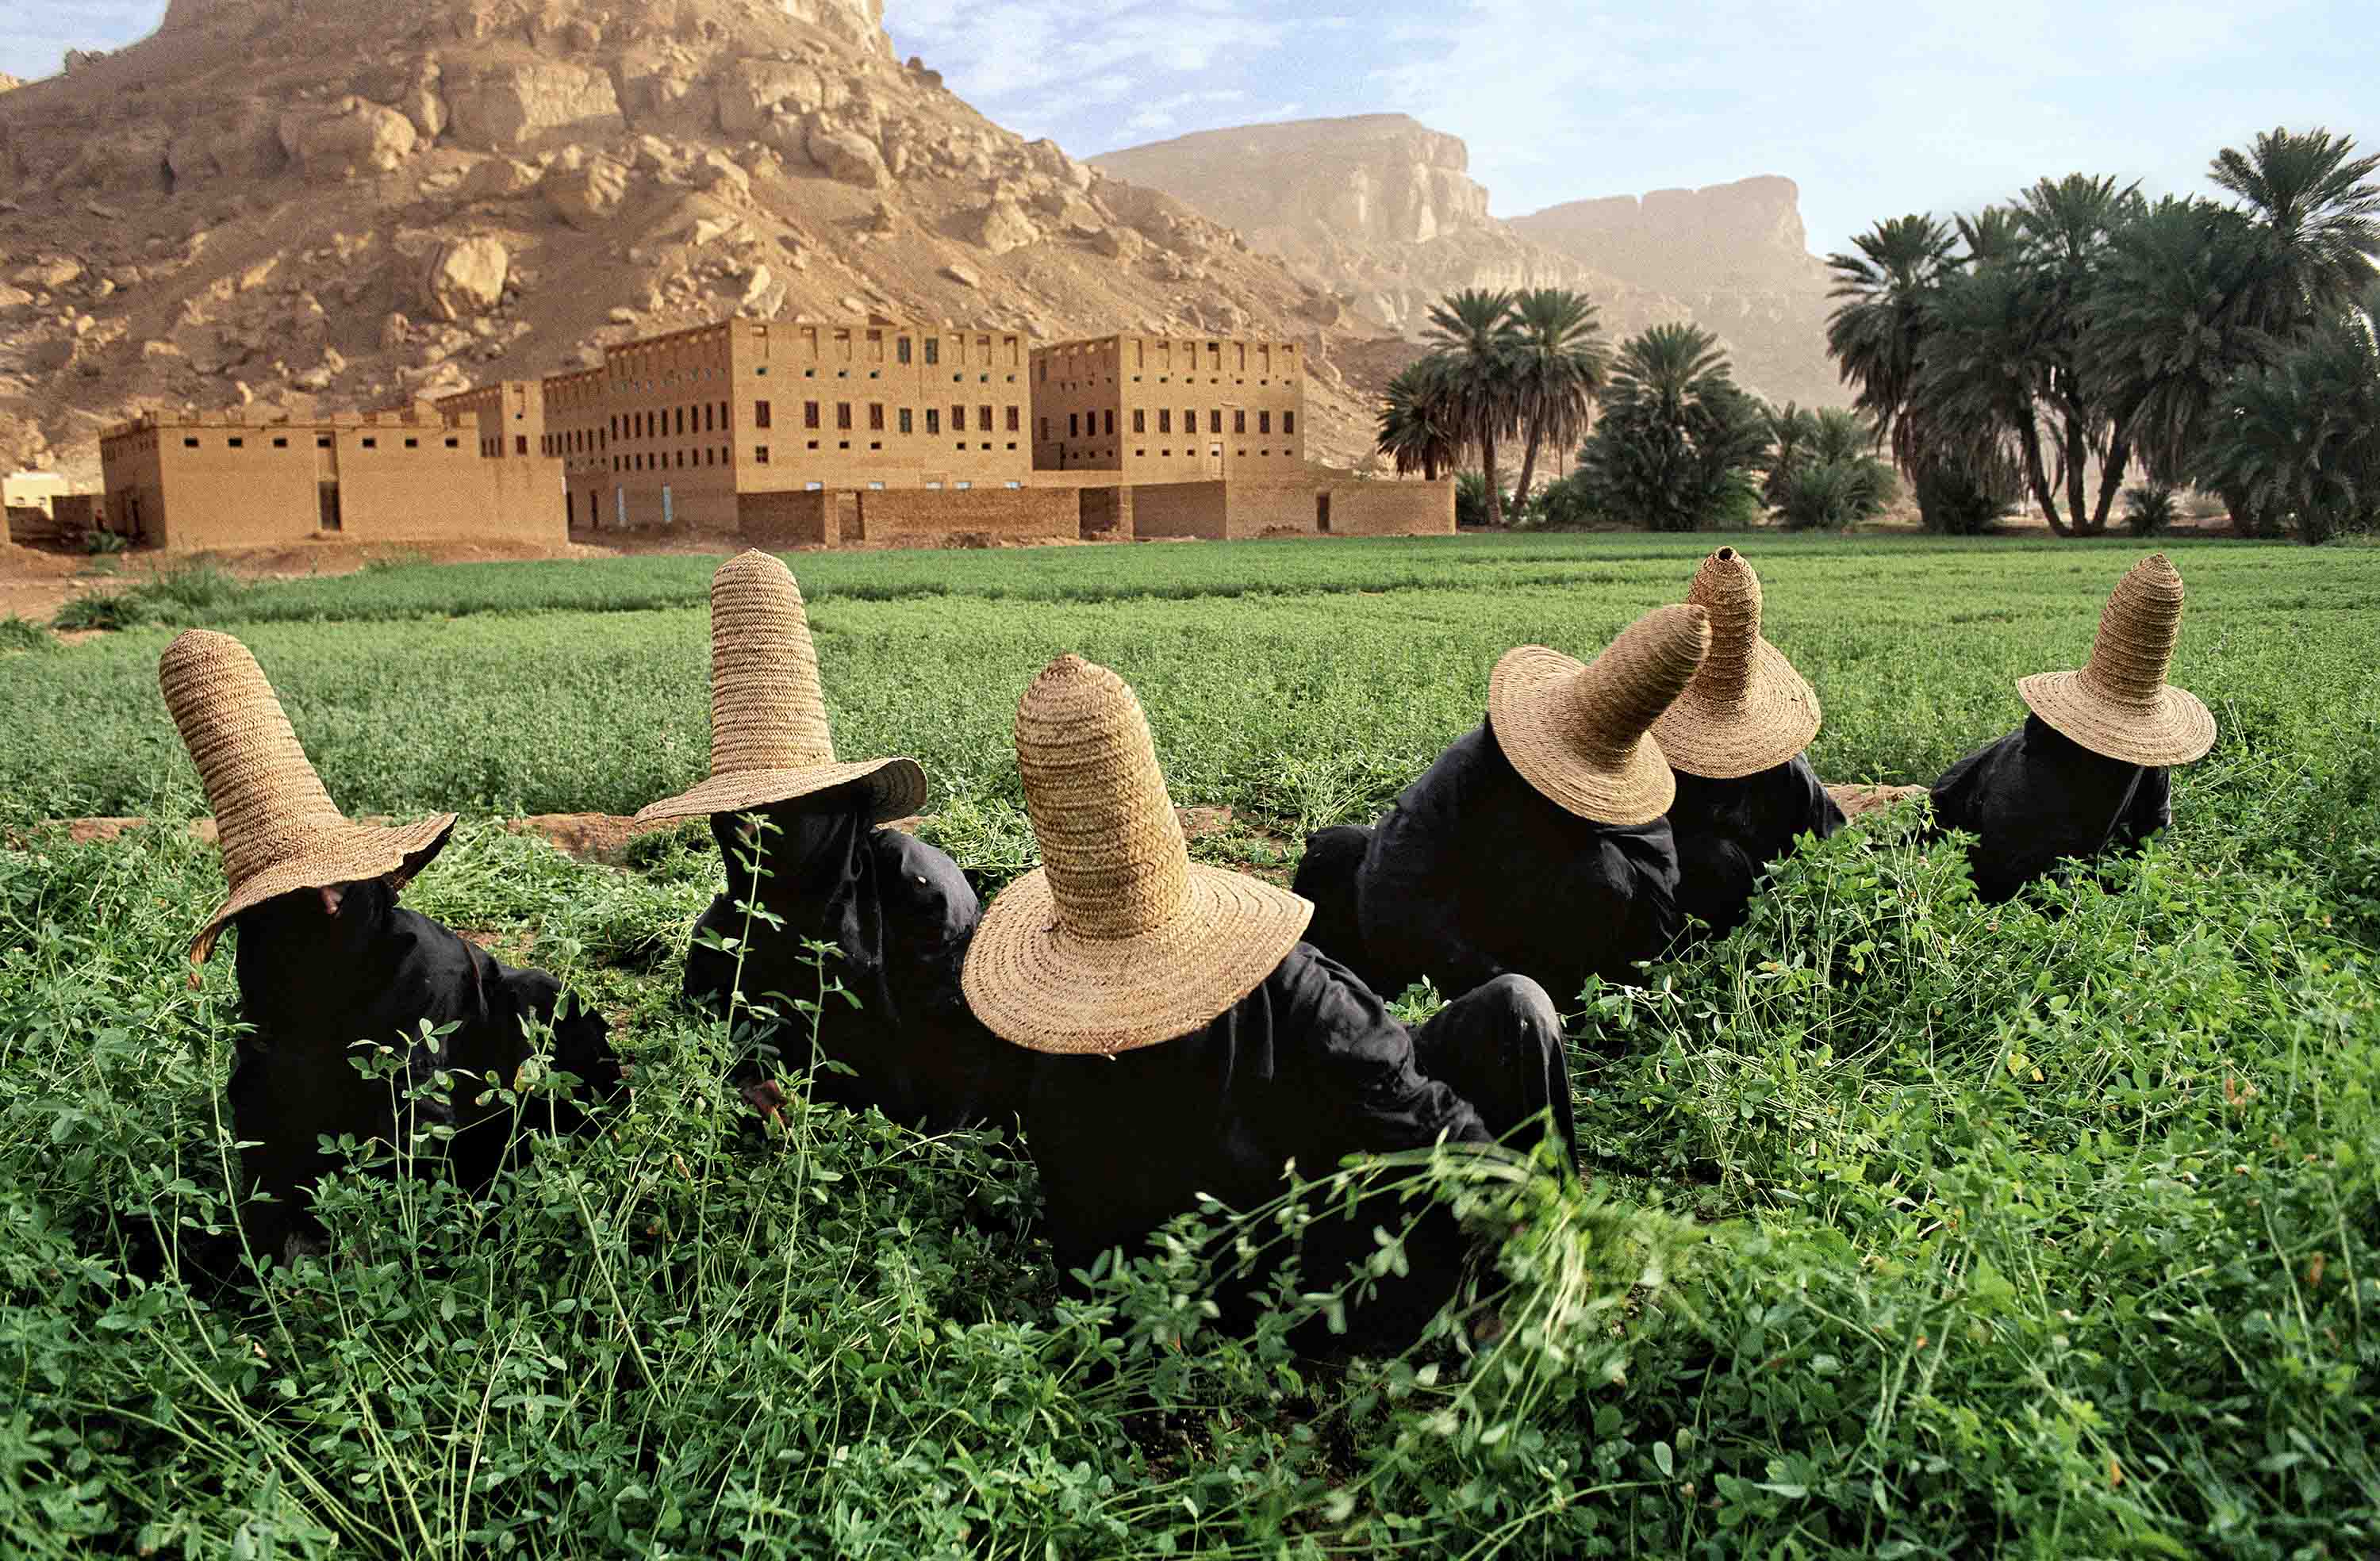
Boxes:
[0,0,1382,483]
[1093,115,1843,408]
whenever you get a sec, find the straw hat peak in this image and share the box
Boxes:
[2018,551,2213,766]
[965,654,1311,1056]
[1487,603,1710,826]
[1650,545,1825,779]
[635,550,926,825]
[159,629,455,963]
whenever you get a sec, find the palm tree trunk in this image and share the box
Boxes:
[2087,436,2130,535]
[2017,418,2068,537]
[2063,415,2090,539]
[1514,421,1544,513]
[1481,429,1503,528]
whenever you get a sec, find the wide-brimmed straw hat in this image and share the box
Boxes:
[1649,547,1821,779]
[963,655,1312,1057]
[635,550,926,825]
[2017,553,2215,768]
[159,630,456,964]
[1486,604,1712,827]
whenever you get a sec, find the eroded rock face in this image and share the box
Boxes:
[1096,115,1491,251]
[542,148,631,228]
[804,125,888,188]
[1511,177,1815,287]
[446,62,621,150]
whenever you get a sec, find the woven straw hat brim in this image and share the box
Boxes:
[963,864,1313,1056]
[1487,646,1678,826]
[190,813,456,963]
[632,755,927,827]
[2017,672,2216,767]
[1650,639,1823,780]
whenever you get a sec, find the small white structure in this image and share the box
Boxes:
[2,470,69,516]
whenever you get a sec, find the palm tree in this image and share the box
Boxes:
[1759,401,1820,507]
[2007,174,2146,534]
[2209,126,2380,324]
[1507,288,1607,507]
[2197,281,2380,543]
[1825,214,1960,470]
[1421,289,1523,526]
[1375,359,1462,481]
[1582,324,1767,531]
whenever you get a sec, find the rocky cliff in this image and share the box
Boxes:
[1095,117,1842,408]
[0,0,1373,482]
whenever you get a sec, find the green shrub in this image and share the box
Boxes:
[1452,470,1499,528]
[50,592,138,631]
[83,527,127,555]
[0,615,54,653]
[2125,481,2179,535]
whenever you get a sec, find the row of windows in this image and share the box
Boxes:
[785,401,1020,434]
[607,441,1023,472]
[1049,408,1291,440]
[177,432,457,452]
[1054,448,1288,461]
[601,401,1027,441]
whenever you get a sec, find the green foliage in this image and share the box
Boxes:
[1580,324,1768,531]
[49,593,136,632]
[1526,469,1601,530]
[2125,481,2181,536]
[0,615,55,653]
[1374,359,1463,481]
[81,527,128,556]
[2,538,2380,1554]
[2195,286,2380,543]
[1451,469,1496,528]
[1764,406,1896,530]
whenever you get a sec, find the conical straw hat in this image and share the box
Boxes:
[1486,604,1712,826]
[963,655,1312,1057]
[2018,553,2215,767]
[1650,547,1822,779]
[635,550,926,825]
[159,631,455,964]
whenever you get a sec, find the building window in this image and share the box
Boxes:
[955,481,972,491]
[1284,412,1296,435]
[926,408,939,435]
[979,405,992,431]
[228,436,244,448]
[923,338,939,366]
[869,480,885,490]
[273,436,289,449]
[1234,410,1247,434]
[1069,413,1080,438]
[869,404,885,431]
[445,437,459,449]
[1133,409,1146,434]
[1104,411,1115,436]
[406,437,421,450]
[754,446,770,464]
[317,435,332,450]
[897,337,912,364]
[899,408,913,434]
[836,403,852,431]
[802,401,818,430]
[804,481,823,492]
[1157,409,1171,435]
[363,438,378,450]
[1038,417,1050,441]
[1259,412,1272,435]
[755,401,774,431]
[516,435,529,454]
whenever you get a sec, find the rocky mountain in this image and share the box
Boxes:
[0,0,1373,483]
[1093,116,1843,409]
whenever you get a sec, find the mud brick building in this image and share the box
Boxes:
[98,405,566,552]
[532,317,1036,535]
[1030,333,1305,480]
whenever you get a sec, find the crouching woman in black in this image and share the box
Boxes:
[637,550,1008,1133]
[1931,554,2215,904]
[1649,547,1844,938]
[1296,605,1707,1010]
[162,631,619,1263]
[967,656,1578,1356]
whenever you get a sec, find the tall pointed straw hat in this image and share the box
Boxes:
[963,655,1312,1057]
[1649,547,1822,779]
[2017,553,2214,766]
[634,550,926,825]
[1486,604,1712,827]
[159,631,455,964]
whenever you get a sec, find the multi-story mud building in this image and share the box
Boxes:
[1029,333,1305,480]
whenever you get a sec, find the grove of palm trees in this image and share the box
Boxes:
[1382,127,2379,544]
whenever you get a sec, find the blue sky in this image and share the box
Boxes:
[6,0,2369,255]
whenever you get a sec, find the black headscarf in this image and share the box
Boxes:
[684,784,1007,1132]
[1022,944,1549,1354]
[229,877,619,1253]
[1929,714,2172,904]
[1353,723,1681,1007]
[1667,753,1846,938]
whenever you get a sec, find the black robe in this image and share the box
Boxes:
[1345,723,1682,1007]
[1667,754,1847,938]
[1929,715,2172,904]
[684,790,1006,1132]
[228,878,619,1256]
[1020,945,1576,1355]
